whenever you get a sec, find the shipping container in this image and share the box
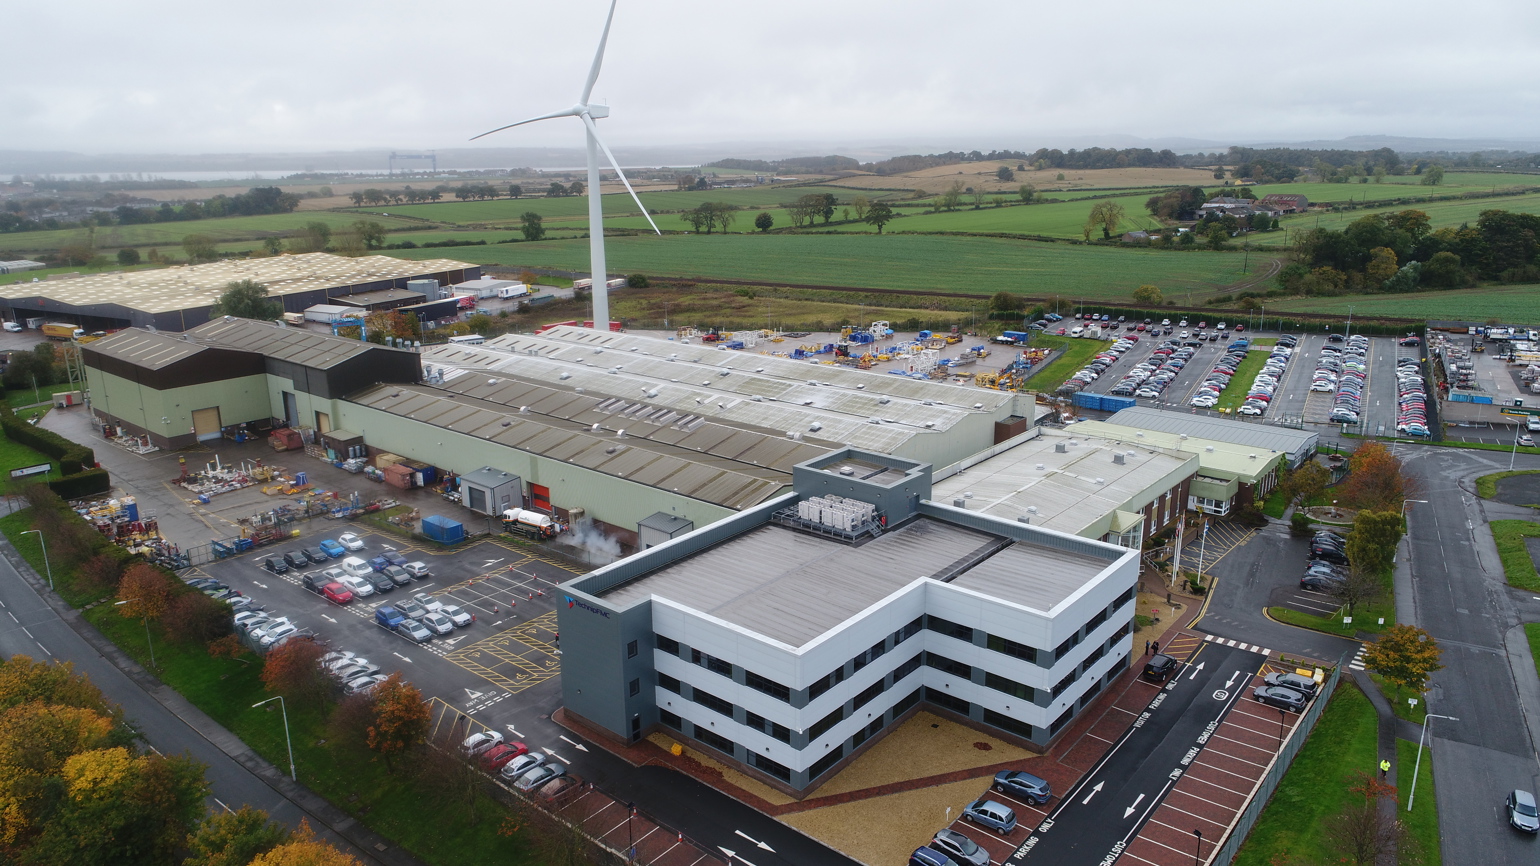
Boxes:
[383,463,415,490]
[375,453,404,469]
[421,515,465,544]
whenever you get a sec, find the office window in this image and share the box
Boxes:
[1085,608,1108,632]
[808,666,845,701]
[925,615,974,643]
[807,746,844,781]
[627,640,638,659]
[745,711,791,743]
[1110,621,1131,644]
[657,673,680,694]
[1050,706,1074,735]
[1055,632,1082,659]
[658,709,681,730]
[987,634,1038,664]
[744,670,791,703]
[628,678,640,697]
[924,652,972,680]
[893,616,923,646]
[692,689,734,718]
[656,634,680,655]
[984,672,1034,701]
[925,687,971,715]
[1081,644,1105,674]
[752,753,792,782]
[1115,587,1135,609]
[852,679,885,712]
[892,687,923,715]
[892,653,922,682]
[1052,671,1075,698]
[983,709,1035,740]
[853,638,886,672]
[808,707,844,740]
[694,727,734,755]
[691,648,732,678]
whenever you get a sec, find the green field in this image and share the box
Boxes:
[348,184,863,226]
[0,429,58,480]
[807,192,1166,238]
[1244,191,1540,249]
[1022,335,1108,392]
[1490,520,1540,592]
[1269,284,1540,321]
[387,233,1261,299]
[0,211,422,255]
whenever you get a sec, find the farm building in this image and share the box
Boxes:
[0,260,47,274]
[0,252,477,332]
[1257,193,1308,214]
[556,447,1139,794]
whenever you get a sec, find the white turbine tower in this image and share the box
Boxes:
[471,0,660,332]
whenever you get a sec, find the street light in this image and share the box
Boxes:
[626,801,636,863]
[113,599,155,669]
[1277,707,1287,747]
[1400,500,1427,521]
[1394,501,1428,565]
[1193,829,1203,866]
[252,695,297,781]
[1511,425,1526,471]
[18,530,51,588]
[1407,713,1458,812]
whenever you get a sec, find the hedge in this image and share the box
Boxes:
[47,468,111,500]
[0,410,95,474]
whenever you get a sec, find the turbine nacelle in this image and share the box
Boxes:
[583,103,610,119]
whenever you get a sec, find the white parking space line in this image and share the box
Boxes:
[986,790,1049,818]
[1191,758,1260,783]
[1201,745,1270,770]
[1118,849,1163,866]
[1183,772,1250,798]
[1165,788,1241,819]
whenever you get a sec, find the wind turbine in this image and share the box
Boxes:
[472,0,660,332]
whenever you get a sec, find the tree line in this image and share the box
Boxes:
[1,187,304,234]
[350,181,586,207]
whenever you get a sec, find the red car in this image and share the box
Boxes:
[320,583,354,605]
[479,741,530,771]
[1234,324,1245,332]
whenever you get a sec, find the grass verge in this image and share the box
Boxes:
[1490,520,1540,592]
[1369,672,1428,725]
[1023,335,1107,393]
[1232,682,1379,866]
[6,381,77,409]
[1262,488,1290,519]
[1525,623,1540,683]
[1214,348,1272,413]
[1475,469,1540,500]
[0,429,58,479]
[1397,738,1441,866]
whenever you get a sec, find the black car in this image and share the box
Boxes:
[302,546,330,564]
[1310,547,1349,565]
[1328,333,1345,343]
[263,556,289,574]
[1312,533,1347,549]
[993,770,1052,805]
[301,572,330,593]
[1301,574,1342,592]
[382,565,413,588]
[1142,654,1180,682]
[282,550,310,570]
[367,571,395,593]
[1253,685,1308,712]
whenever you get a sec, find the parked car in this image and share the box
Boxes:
[319,539,347,558]
[302,546,330,564]
[993,769,1052,805]
[1253,685,1309,712]
[374,606,406,631]
[461,730,505,757]
[258,622,300,648]
[910,847,958,866]
[367,571,395,594]
[1506,789,1539,833]
[479,741,530,771]
[398,619,433,643]
[382,565,413,588]
[962,799,1017,833]
[343,674,390,695]
[929,829,988,865]
[340,575,375,597]
[262,556,289,574]
[331,661,380,681]
[1300,575,1343,592]
[404,561,432,580]
[321,583,354,605]
[395,598,427,619]
[1264,672,1319,696]
[382,551,409,568]
[338,532,365,550]
[441,604,473,627]
[514,763,567,792]
[500,752,545,780]
[422,612,455,635]
[341,557,373,579]
[1142,654,1180,683]
[368,556,390,572]
[412,592,443,612]
[283,550,310,570]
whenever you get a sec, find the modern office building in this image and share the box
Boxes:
[1104,406,1318,469]
[1069,420,1285,517]
[556,448,1139,794]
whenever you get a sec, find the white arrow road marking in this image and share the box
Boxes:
[505,724,523,737]
[321,614,336,623]
[392,652,413,663]
[465,688,485,699]
[481,559,504,568]
[1226,670,1242,689]
[252,580,268,589]
[559,734,589,752]
[1188,662,1206,680]
[734,830,775,852]
[1123,793,1146,819]
[541,747,570,764]
[1081,781,1105,805]
[718,848,758,865]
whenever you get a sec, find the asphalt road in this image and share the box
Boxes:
[0,533,387,864]
[1008,643,1269,865]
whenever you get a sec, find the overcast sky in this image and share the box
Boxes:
[7,0,1539,157]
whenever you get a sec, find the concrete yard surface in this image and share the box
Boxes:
[781,776,992,866]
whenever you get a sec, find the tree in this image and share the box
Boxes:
[261,237,285,256]
[287,221,331,254]
[626,273,649,288]
[1250,212,1273,232]
[852,195,869,220]
[679,207,710,233]
[115,248,140,266]
[940,181,964,212]
[1363,623,1443,698]
[116,564,176,621]
[1018,183,1036,204]
[754,211,773,232]
[27,746,209,866]
[366,674,429,771]
[1131,284,1162,305]
[1364,246,1399,287]
[259,637,331,706]
[706,201,738,233]
[568,180,584,197]
[1323,770,1417,866]
[508,184,523,199]
[1421,165,1445,186]
[988,291,1021,314]
[1086,201,1126,239]
[182,234,219,263]
[465,314,494,336]
[968,186,986,209]
[519,212,546,242]
[1331,565,1385,615]
[0,655,118,718]
[1340,442,1406,512]
[184,805,292,866]
[1346,510,1404,578]
[1286,460,1330,507]
[211,279,281,321]
[161,592,231,645]
[996,165,1015,182]
[248,821,363,866]
[864,203,894,234]
[1420,251,1468,288]
[547,182,567,197]
[351,220,386,250]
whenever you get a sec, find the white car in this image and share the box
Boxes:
[344,674,390,695]
[461,730,504,757]
[500,752,545,780]
[412,592,443,613]
[340,575,375,597]
[404,561,431,580]
[338,532,366,551]
[258,622,299,648]
[440,604,473,627]
[422,611,455,635]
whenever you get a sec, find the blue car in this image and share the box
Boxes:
[368,555,391,572]
[319,539,346,559]
[963,799,1017,833]
[382,550,409,567]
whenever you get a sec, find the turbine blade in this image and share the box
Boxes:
[579,0,618,105]
[469,108,577,141]
[583,113,661,235]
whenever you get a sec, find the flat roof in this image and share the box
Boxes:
[1070,420,1283,482]
[932,430,1196,537]
[1105,406,1318,458]
[598,516,1111,646]
[0,253,473,314]
[333,288,425,307]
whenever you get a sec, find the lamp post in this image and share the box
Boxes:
[1408,713,1458,812]
[113,599,155,669]
[1277,707,1287,747]
[1193,828,1203,866]
[1511,425,1524,471]
[1394,500,1428,564]
[626,801,635,863]
[252,696,297,781]
[20,529,52,590]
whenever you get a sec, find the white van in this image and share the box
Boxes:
[1526,416,1540,433]
[447,334,485,346]
[341,556,373,579]
[1070,326,1085,338]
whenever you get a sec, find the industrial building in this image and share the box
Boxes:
[1069,420,1285,517]
[932,428,1197,548]
[1,253,478,332]
[556,448,1139,794]
[1103,406,1318,469]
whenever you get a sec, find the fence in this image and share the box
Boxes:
[1209,653,1348,866]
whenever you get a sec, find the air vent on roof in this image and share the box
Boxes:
[616,429,625,438]
[924,422,935,428]
[973,403,984,409]
[1055,441,1067,453]
[1113,453,1125,465]
[559,372,571,380]
[390,391,401,398]
[605,446,619,454]
[856,384,866,390]
[592,348,603,354]
[788,431,803,441]
[808,422,822,432]
[1035,463,1045,470]
[575,387,585,393]
[1179,434,1189,440]
[751,395,763,402]
[647,389,659,398]
[878,396,891,405]
[487,378,499,385]
[701,381,710,386]
[1094,477,1105,484]
[501,421,511,427]
[755,367,764,373]
[962,491,973,499]
[923,400,934,406]
[519,406,529,413]
[840,467,855,476]
[867,418,881,424]
[1205,445,1215,452]
[1018,516,1031,525]
[718,370,729,377]
[1249,453,1257,459]
[1135,431,1144,437]
[1027,505,1039,514]
[591,423,601,432]
[954,498,967,508]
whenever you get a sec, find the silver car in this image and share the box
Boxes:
[500,752,545,780]
[440,604,473,627]
[412,592,443,613]
[422,611,455,635]
[930,828,988,866]
[514,762,566,792]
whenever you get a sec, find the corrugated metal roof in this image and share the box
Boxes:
[0,253,473,314]
[189,318,411,369]
[350,383,811,510]
[1105,407,1318,458]
[83,329,213,369]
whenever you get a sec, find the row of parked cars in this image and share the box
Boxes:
[460,730,578,799]
[910,771,1052,865]
[1394,356,1430,437]
[1056,336,1139,395]
[1235,336,1299,416]
[1299,531,1351,591]
[181,572,319,655]
[1188,340,1253,409]
[375,591,475,643]
[1107,340,1198,399]
[317,649,393,696]
[1325,335,1371,425]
